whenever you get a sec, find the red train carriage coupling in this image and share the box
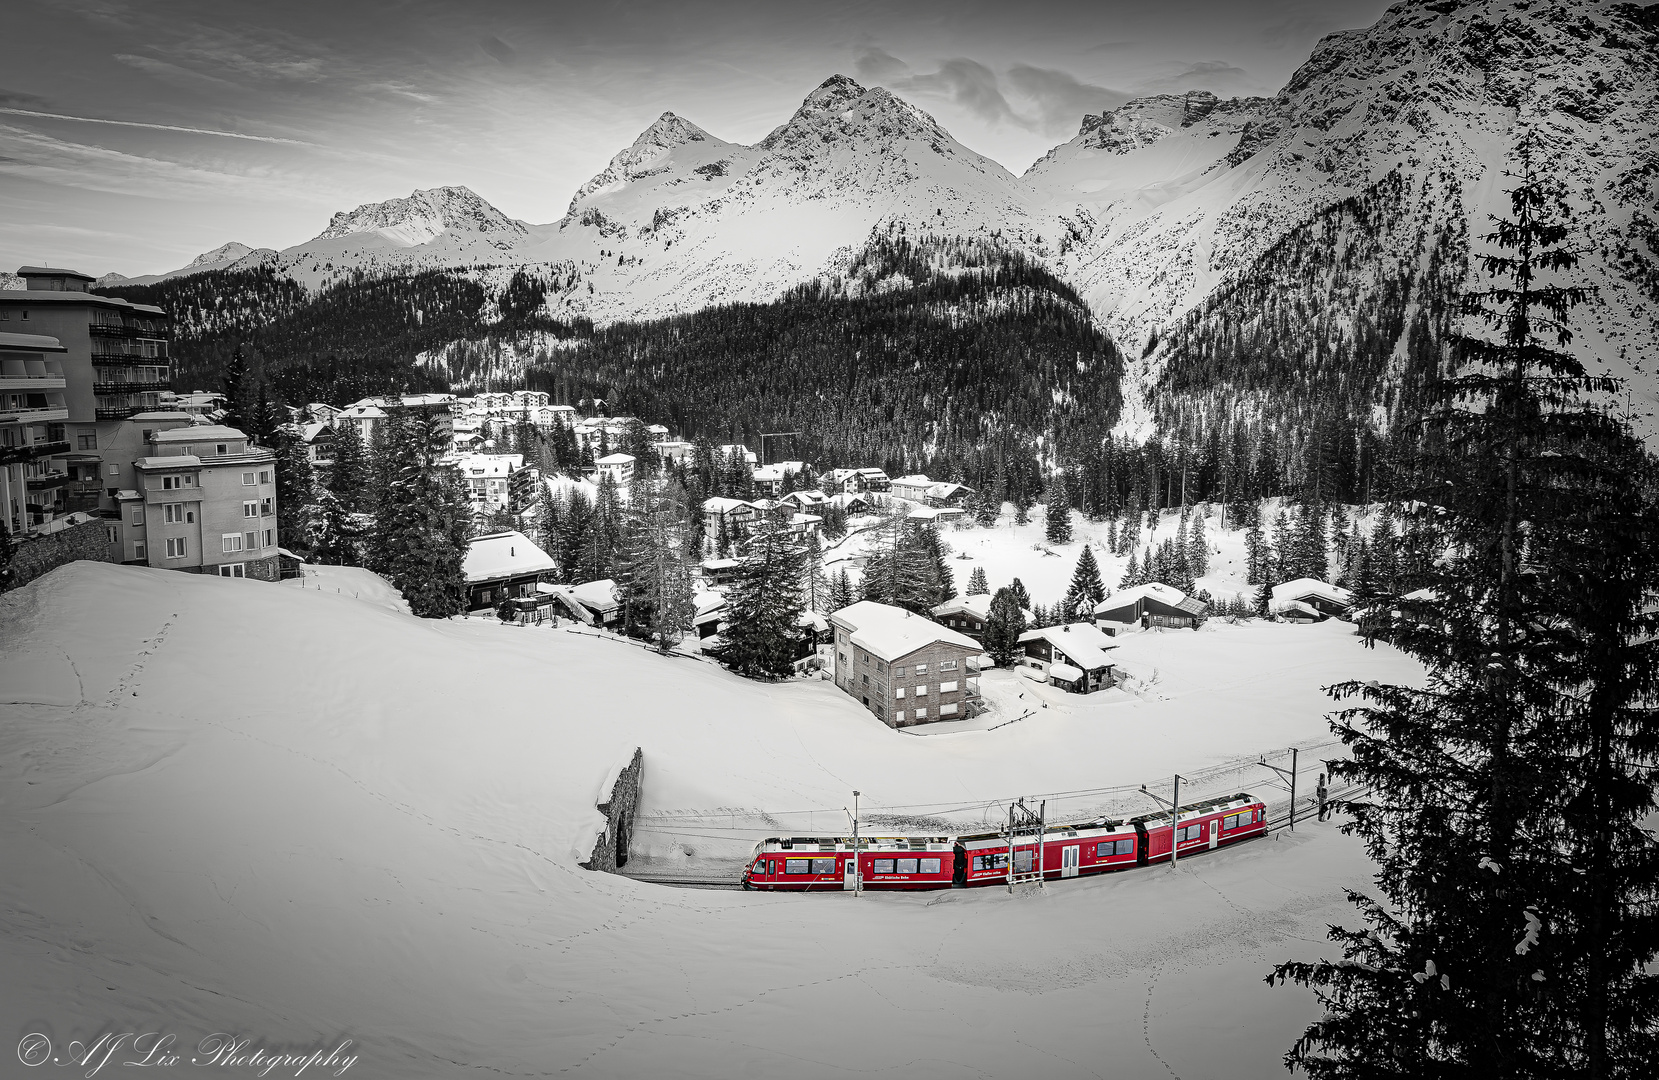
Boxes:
[740,792,1270,893]
[1129,792,1268,865]
[744,836,955,891]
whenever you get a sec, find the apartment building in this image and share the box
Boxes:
[112,424,281,579]
[829,601,983,727]
[0,333,71,534]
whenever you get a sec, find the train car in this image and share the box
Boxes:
[1130,792,1267,865]
[958,818,1141,886]
[743,836,955,891]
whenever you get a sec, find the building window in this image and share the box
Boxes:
[130,507,143,525]
[914,707,927,720]
[219,563,245,578]
[244,530,256,550]
[215,443,227,455]
[941,659,958,670]
[260,497,273,516]
[107,464,120,477]
[940,681,958,694]
[894,711,904,723]
[242,472,256,486]
[259,470,271,484]
[78,433,97,450]
[165,537,187,559]
[263,528,274,547]
[916,684,927,697]
[243,500,259,518]
[222,534,244,553]
[895,687,905,699]
[134,541,145,561]
[164,503,184,523]
[915,663,928,676]
[106,526,118,544]
[940,702,959,717]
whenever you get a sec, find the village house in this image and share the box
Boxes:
[703,496,762,542]
[1019,622,1120,693]
[303,402,340,426]
[856,468,891,492]
[821,468,863,494]
[300,421,335,476]
[930,593,1036,640]
[752,460,807,496]
[779,488,827,512]
[595,452,636,487]
[567,578,623,628]
[890,474,934,502]
[462,529,558,612]
[1094,582,1208,632]
[829,600,983,727]
[1271,578,1355,622]
[718,443,758,468]
[827,491,871,515]
[451,452,523,513]
[656,439,695,467]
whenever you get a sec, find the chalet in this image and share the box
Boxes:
[595,452,636,487]
[890,474,935,502]
[822,468,863,494]
[829,600,983,727]
[646,423,670,442]
[462,529,557,612]
[703,496,763,541]
[304,402,341,426]
[567,578,623,627]
[753,460,807,496]
[300,422,335,473]
[924,482,973,508]
[856,468,891,492]
[930,594,1037,640]
[1019,623,1119,693]
[692,591,728,639]
[1270,578,1354,622]
[657,440,695,466]
[1094,582,1208,632]
[779,489,827,512]
[451,453,523,513]
[700,557,741,587]
[827,491,871,515]
[718,443,758,467]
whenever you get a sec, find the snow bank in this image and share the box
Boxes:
[0,561,1423,1078]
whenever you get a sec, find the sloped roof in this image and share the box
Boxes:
[703,496,759,514]
[462,530,557,583]
[569,578,620,612]
[932,594,1037,624]
[1096,582,1207,618]
[829,600,979,662]
[595,453,635,465]
[151,424,246,443]
[1020,623,1119,671]
[0,331,66,352]
[1271,578,1354,607]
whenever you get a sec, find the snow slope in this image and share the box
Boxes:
[0,561,1421,1078]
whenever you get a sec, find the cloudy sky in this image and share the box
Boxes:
[0,0,1392,277]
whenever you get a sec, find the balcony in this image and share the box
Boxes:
[90,323,170,340]
[0,375,66,391]
[96,406,148,421]
[0,405,69,425]
[0,440,71,466]
[94,380,170,396]
[91,349,169,364]
[25,470,70,490]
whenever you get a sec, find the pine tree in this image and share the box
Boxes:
[615,476,695,652]
[860,507,936,613]
[327,420,369,512]
[271,422,315,551]
[1252,578,1271,618]
[1008,577,1031,613]
[303,486,360,565]
[716,518,808,679]
[967,566,990,595]
[801,531,830,614]
[1045,470,1073,544]
[1120,551,1140,589]
[982,586,1026,668]
[1188,512,1210,579]
[221,345,249,432]
[1064,545,1106,620]
[368,408,469,618]
[1270,138,1659,1079]
[826,567,855,614]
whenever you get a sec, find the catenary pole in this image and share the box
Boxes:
[1172,773,1182,869]
[853,790,861,896]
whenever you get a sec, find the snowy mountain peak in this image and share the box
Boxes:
[314,186,527,247]
[568,112,728,212]
[634,111,711,149]
[188,242,254,268]
[758,74,947,153]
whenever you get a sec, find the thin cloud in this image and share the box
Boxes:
[1083,41,1140,55]
[0,108,314,145]
[0,123,318,201]
[0,89,48,109]
[479,36,517,66]
[1005,65,1129,136]
[893,57,1023,129]
[853,45,910,84]
[1136,60,1256,95]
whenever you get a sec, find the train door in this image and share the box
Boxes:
[844,854,858,891]
[1061,845,1080,879]
[1208,819,1219,850]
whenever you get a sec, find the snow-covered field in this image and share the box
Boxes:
[1,560,1420,1078]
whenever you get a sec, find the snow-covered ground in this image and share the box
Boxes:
[1,561,1420,1078]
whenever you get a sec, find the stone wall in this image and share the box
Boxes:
[8,519,110,590]
[581,747,644,873]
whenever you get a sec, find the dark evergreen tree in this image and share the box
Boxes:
[367,408,469,617]
[982,587,1026,668]
[716,518,808,679]
[303,486,360,566]
[826,567,855,614]
[327,420,369,512]
[615,476,694,652]
[220,345,249,432]
[1008,577,1031,613]
[1045,470,1073,544]
[1270,138,1659,1080]
[967,566,990,595]
[1064,545,1106,620]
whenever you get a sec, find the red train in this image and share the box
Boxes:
[743,792,1268,891]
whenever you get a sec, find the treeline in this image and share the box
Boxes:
[522,233,1125,480]
[1149,169,1470,506]
[96,267,588,406]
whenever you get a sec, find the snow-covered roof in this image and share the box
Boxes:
[151,424,245,443]
[827,492,869,509]
[703,496,759,514]
[1048,662,1084,682]
[892,474,932,486]
[1271,578,1353,607]
[544,473,599,503]
[135,455,202,468]
[1096,582,1206,617]
[933,594,993,621]
[463,531,557,583]
[569,578,620,613]
[828,600,980,662]
[1020,623,1119,671]
[300,422,333,443]
[595,453,635,465]
[451,453,522,477]
[781,489,825,505]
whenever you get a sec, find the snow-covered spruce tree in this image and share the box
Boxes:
[369,409,469,618]
[826,567,855,615]
[1008,577,1032,613]
[327,419,369,512]
[716,517,808,679]
[271,422,315,552]
[1188,511,1209,579]
[967,566,990,596]
[1270,139,1659,1079]
[1064,545,1106,620]
[1045,470,1073,544]
[616,476,695,653]
[860,506,935,613]
[801,530,830,614]
[303,486,360,566]
[1245,511,1268,586]
[1119,551,1140,590]
[920,527,955,610]
[982,586,1026,668]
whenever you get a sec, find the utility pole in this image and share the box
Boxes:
[1140,776,1184,868]
[1258,747,1300,830]
[853,790,862,896]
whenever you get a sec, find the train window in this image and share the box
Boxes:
[1115,838,1134,855]
[785,859,810,875]
[1096,842,1113,858]
[896,858,919,874]
[1223,814,1238,830]
[873,859,895,874]
[811,858,837,875]
[920,858,941,874]
[973,853,1008,872]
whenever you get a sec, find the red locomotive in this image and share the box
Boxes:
[742,792,1269,891]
